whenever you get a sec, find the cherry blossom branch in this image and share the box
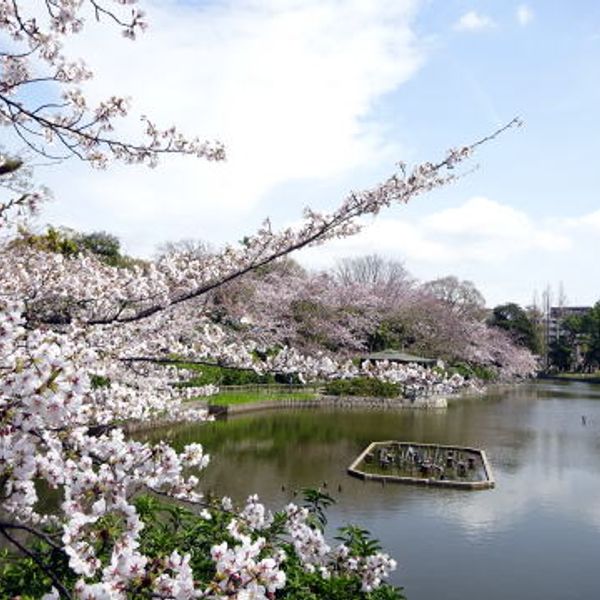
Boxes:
[120,355,265,373]
[0,94,226,166]
[0,520,63,550]
[0,1,225,167]
[87,118,521,325]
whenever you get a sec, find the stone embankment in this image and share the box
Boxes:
[124,393,450,433]
[226,394,447,415]
[124,394,447,433]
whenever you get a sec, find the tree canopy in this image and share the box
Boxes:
[489,302,543,355]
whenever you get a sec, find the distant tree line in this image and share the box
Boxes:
[488,303,543,355]
[12,226,141,268]
[548,303,600,373]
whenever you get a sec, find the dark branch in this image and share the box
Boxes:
[0,525,72,599]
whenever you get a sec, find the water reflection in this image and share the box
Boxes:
[139,382,600,600]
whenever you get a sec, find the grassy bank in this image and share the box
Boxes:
[209,389,318,406]
[540,372,600,384]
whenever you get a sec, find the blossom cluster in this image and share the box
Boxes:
[0,298,220,596]
[358,360,477,397]
[0,152,50,228]
[285,503,397,593]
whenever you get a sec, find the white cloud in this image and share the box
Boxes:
[424,197,531,238]
[564,208,600,231]
[423,197,570,255]
[296,196,598,306]
[516,4,534,26]
[36,0,425,254]
[299,196,571,269]
[454,11,495,32]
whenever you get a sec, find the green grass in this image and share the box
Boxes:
[552,372,600,381]
[188,389,318,406]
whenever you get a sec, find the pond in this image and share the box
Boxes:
[141,381,600,600]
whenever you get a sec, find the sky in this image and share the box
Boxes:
[20,0,600,307]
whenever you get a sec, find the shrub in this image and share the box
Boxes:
[324,377,401,398]
[176,363,277,386]
[449,362,496,381]
[0,493,405,600]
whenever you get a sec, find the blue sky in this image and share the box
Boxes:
[29,0,600,307]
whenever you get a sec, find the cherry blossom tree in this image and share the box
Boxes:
[0,2,525,598]
[210,256,536,379]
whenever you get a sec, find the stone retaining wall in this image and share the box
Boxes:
[227,394,447,415]
[123,394,447,433]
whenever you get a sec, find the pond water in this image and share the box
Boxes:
[141,381,600,600]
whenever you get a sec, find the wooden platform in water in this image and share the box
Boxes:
[348,441,495,490]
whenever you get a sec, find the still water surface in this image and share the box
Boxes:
[143,381,600,599]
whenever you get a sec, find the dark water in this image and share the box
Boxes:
[142,381,600,600]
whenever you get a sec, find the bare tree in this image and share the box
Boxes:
[421,275,486,319]
[155,238,214,261]
[335,254,411,295]
[557,281,568,309]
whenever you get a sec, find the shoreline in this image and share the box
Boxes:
[225,393,449,415]
[127,381,535,434]
[537,374,600,385]
[125,392,450,434]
